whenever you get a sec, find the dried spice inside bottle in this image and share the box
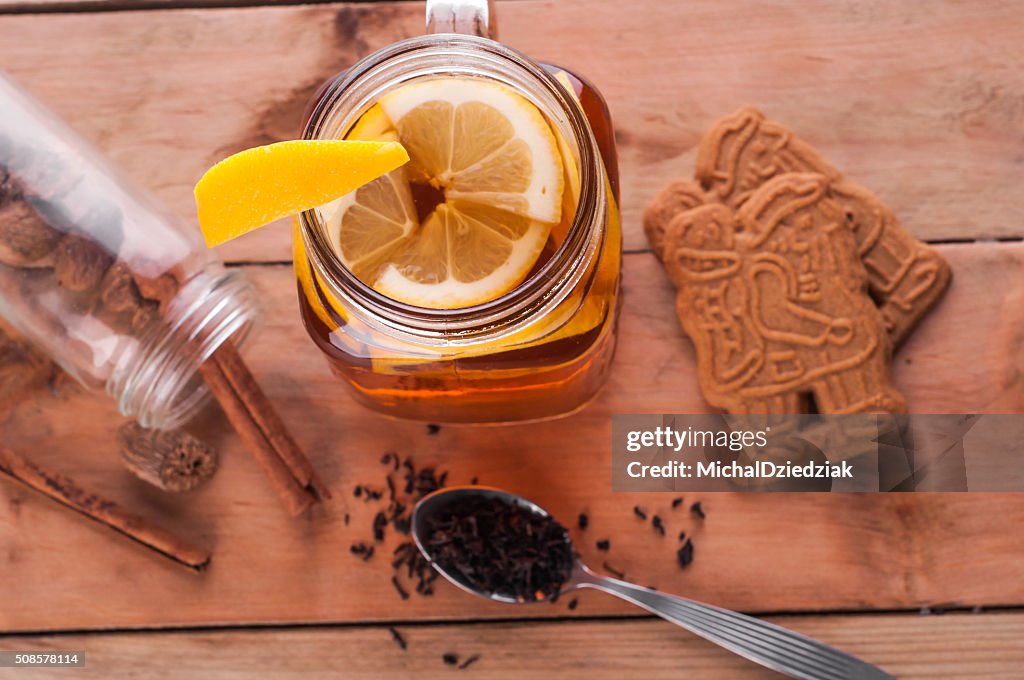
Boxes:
[0,170,60,268]
[0,166,184,343]
[422,495,574,603]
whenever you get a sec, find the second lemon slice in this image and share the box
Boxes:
[322,77,565,309]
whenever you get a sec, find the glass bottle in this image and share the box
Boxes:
[0,72,259,429]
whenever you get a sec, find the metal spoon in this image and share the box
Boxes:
[412,486,893,680]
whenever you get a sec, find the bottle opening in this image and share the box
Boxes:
[114,269,258,430]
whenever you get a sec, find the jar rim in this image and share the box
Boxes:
[113,269,258,430]
[298,34,607,341]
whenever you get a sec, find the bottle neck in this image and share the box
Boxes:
[299,34,607,345]
[110,268,257,429]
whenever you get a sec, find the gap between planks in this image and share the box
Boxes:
[4,603,1023,640]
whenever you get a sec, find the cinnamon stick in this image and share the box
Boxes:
[0,446,210,571]
[199,351,317,516]
[209,343,330,501]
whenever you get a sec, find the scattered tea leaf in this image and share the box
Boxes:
[388,627,407,650]
[602,561,626,579]
[677,538,694,569]
[391,575,410,600]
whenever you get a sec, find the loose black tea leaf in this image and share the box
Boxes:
[388,627,407,650]
[671,497,684,509]
[354,485,363,498]
[596,539,610,552]
[602,561,626,579]
[458,655,480,670]
[690,501,705,519]
[427,423,441,435]
[442,653,459,666]
[351,454,449,599]
[677,530,686,542]
[633,506,648,521]
[578,513,589,530]
[423,495,574,603]
[343,513,350,526]
[391,575,410,600]
[470,477,478,485]
[349,543,374,562]
[677,538,694,568]
[373,511,388,542]
[652,515,665,536]
[567,597,579,611]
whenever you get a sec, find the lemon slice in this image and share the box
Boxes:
[321,77,565,309]
[195,139,408,247]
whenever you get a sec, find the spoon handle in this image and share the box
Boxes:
[578,573,892,680]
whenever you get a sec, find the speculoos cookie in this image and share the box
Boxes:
[662,173,906,414]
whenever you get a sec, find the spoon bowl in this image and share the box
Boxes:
[411,485,564,604]
[412,485,893,680]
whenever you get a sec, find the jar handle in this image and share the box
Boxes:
[425,0,497,39]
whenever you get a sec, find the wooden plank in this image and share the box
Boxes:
[1,243,1023,632]
[0,0,324,12]
[1,0,1022,260]
[4,612,1023,678]
[0,0,357,12]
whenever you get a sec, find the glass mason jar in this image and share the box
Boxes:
[294,0,621,423]
[0,73,259,429]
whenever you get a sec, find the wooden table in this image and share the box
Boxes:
[2,1,1023,677]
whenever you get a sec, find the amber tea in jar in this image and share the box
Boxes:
[295,1,621,423]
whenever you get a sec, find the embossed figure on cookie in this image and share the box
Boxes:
[663,203,765,408]
[692,107,951,346]
[664,174,907,414]
[642,178,711,260]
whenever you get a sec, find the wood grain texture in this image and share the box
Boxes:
[1,0,1022,260]
[0,0,363,12]
[2,0,1024,653]
[5,612,1023,679]
[1,244,1022,632]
